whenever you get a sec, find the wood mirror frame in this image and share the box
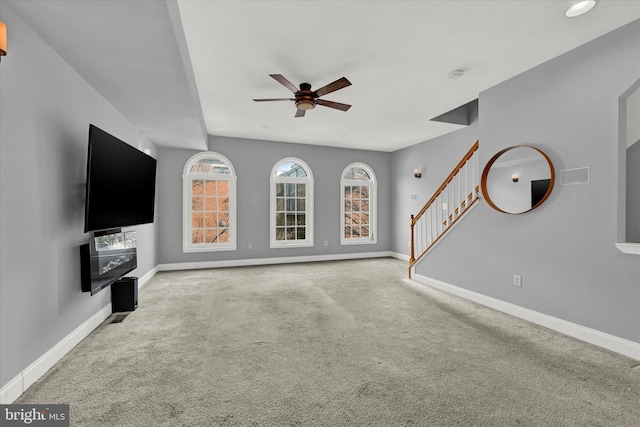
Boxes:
[481,145,555,214]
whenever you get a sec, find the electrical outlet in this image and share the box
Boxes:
[248,243,253,250]
[513,275,522,287]
[324,240,328,247]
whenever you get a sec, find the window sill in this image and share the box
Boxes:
[615,242,640,255]
[341,239,377,246]
[270,242,313,249]
[183,244,236,253]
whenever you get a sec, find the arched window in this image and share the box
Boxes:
[341,163,377,245]
[270,158,314,248]
[183,152,236,252]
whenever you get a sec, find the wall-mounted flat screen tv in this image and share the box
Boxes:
[84,124,157,232]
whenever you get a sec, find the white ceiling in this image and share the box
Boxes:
[6,1,640,152]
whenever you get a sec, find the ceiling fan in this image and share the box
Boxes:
[253,74,352,117]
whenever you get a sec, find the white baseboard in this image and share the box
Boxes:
[137,265,159,288]
[408,274,640,361]
[0,304,113,404]
[0,265,159,404]
[390,252,410,262]
[158,251,396,271]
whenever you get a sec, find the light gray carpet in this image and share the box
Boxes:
[16,258,640,426]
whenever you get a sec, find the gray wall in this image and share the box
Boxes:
[0,2,158,387]
[157,136,391,264]
[628,140,640,242]
[390,123,478,254]
[392,20,640,342]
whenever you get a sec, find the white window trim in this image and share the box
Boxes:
[182,152,237,253]
[270,157,314,248]
[340,162,377,245]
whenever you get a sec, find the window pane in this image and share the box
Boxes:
[297,184,306,197]
[345,199,352,212]
[361,226,369,237]
[352,226,361,237]
[275,162,307,177]
[190,158,230,174]
[286,227,296,240]
[218,197,229,212]
[192,229,204,244]
[205,180,217,196]
[286,214,296,226]
[276,198,284,211]
[286,183,296,197]
[217,181,229,196]
[352,200,361,212]
[361,213,369,225]
[205,197,216,211]
[276,212,285,226]
[352,187,361,198]
[192,197,204,211]
[345,213,353,225]
[276,183,284,197]
[218,229,229,243]
[205,213,217,228]
[360,186,369,198]
[286,199,296,212]
[296,199,305,211]
[344,226,351,238]
[218,212,229,227]
[205,229,218,243]
[344,167,370,181]
[192,213,204,228]
[276,227,286,240]
[297,214,306,225]
[297,227,306,239]
[192,180,205,195]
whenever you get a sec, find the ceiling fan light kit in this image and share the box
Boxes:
[254,74,352,117]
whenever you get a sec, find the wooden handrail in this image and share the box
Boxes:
[409,140,480,278]
[411,140,479,226]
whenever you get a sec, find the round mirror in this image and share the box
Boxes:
[481,146,555,214]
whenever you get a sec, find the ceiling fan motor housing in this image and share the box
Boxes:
[296,83,317,109]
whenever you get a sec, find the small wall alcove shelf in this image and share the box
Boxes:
[481,145,555,214]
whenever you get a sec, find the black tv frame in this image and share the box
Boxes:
[84,124,157,233]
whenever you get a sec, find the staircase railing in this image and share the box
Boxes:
[409,140,480,277]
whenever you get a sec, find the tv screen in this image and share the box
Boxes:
[84,124,157,232]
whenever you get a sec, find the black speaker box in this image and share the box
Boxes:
[111,277,138,312]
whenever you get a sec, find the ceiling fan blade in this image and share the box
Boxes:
[295,108,306,118]
[316,99,352,111]
[270,74,299,93]
[253,98,295,102]
[314,77,351,97]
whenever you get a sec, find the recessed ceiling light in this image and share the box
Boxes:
[565,0,597,18]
